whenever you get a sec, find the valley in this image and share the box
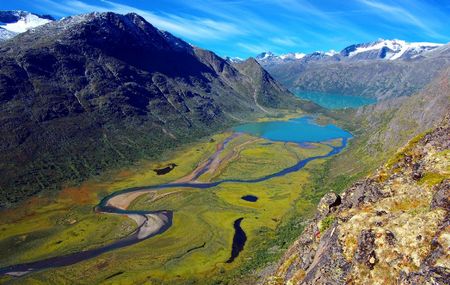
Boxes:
[0,116,351,284]
[0,5,448,285]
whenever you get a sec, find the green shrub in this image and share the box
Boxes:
[319,215,335,232]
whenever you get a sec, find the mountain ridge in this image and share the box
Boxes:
[255,41,450,100]
[254,39,444,65]
[0,11,307,207]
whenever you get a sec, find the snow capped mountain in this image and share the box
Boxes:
[279,52,306,60]
[324,50,338,56]
[255,49,337,64]
[0,10,54,41]
[255,39,444,64]
[340,39,443,60]
[255,51,277,60]
[255,51,306,61]
[256,51,312,63]
[225,56,244,63]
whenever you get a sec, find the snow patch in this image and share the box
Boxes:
[1,12,52,33]
[348,39,443,60]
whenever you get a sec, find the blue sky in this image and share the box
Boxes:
[1,0,449,58]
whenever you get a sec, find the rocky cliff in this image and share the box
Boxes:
[263,115,449,284]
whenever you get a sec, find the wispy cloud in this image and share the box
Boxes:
[23,0,450,58]
[358,0,447,39]
[270,37,303,47]
[36,0,244,40]
[236,42,272,54]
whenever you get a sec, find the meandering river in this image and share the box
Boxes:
[0,116,351,277]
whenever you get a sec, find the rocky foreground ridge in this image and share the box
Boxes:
[263,115,450,284]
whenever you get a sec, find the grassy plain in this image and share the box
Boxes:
[0,126,339,284]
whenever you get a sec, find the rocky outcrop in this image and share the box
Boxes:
[263,115,450,284]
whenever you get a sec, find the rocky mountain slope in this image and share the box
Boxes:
[322,65,450,179]
[0,12,305,207]
[256,40,450,100]
[0,10,53,41]
[263,114,450,285]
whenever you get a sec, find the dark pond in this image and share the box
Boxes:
[153,163,177,175]
[241,195,258,202]
[226,218,247,263]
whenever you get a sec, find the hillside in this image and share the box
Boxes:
[0,12,305,207]
[321,66,450,184]
[257,56,450,285]
[263,113,449,284]
[257,40,450,100]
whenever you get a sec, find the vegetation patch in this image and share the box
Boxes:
[0,129,345,284]
[319,215,336,232]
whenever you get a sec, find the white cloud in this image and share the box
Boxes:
[236,42,271,54]
[37,0,244,40]
[358,0,447,39]
[270,37,303,47]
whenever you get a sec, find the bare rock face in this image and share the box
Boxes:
[431,180,450,209]
[300,227,351,285]
[317,192,341,218]
[354,229,377,270]
[262,115,450,285]
[340,179,385,209]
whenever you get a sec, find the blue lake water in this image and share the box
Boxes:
[233,116,352,143]
[294,91,376,109]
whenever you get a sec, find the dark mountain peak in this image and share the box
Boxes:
[159,30,192,51]
[243,57,260,66]
[255,51,275,60]
[232,57,267,78]
[340,44,357,57]
[18,11,193,55]
[3,11,199,75]
[60,12,161,39]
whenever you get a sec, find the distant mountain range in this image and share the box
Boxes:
[253,39,443,64]
[252,39,450,100]
[0,10,53,41]
[0,11,308,206]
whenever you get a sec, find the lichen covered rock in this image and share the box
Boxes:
[262,116,450,284]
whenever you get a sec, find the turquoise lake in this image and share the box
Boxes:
[233,116,352,143]
[294,91,376,109]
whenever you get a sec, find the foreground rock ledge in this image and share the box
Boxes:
[262,115,450,285]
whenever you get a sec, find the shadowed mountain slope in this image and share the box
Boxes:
[0,12,306,207]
